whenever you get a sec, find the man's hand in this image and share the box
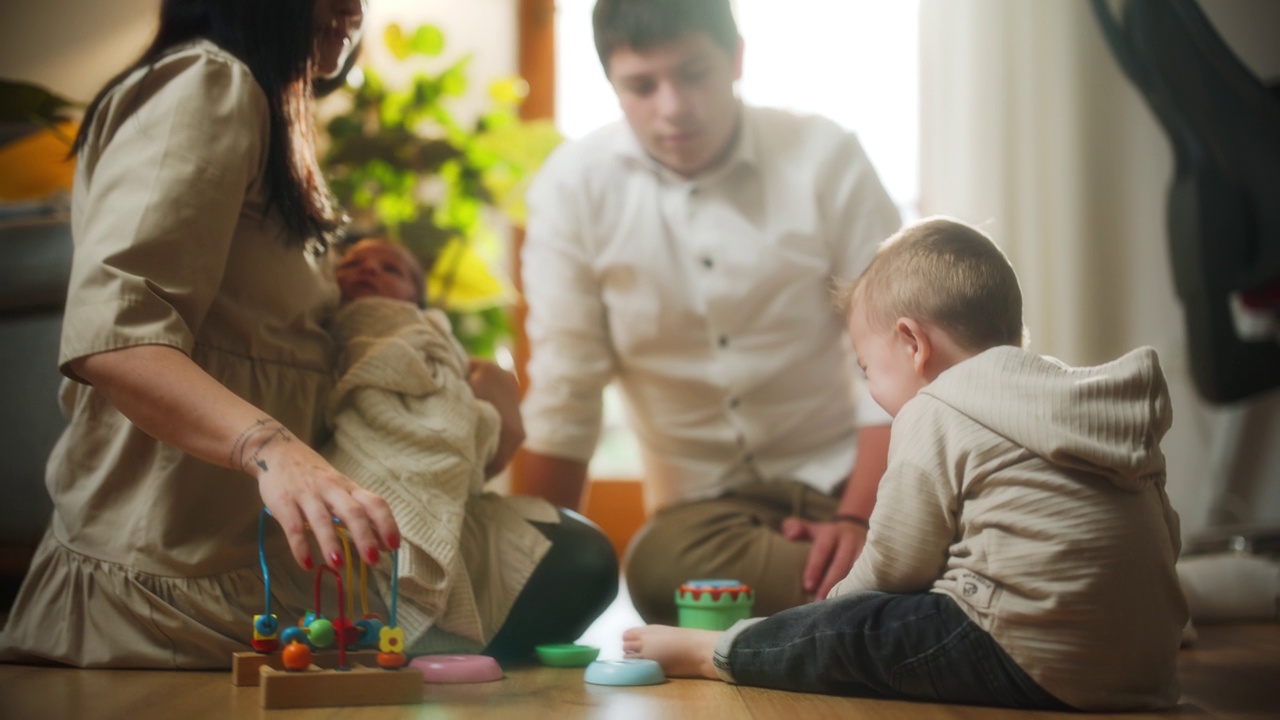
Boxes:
[467,359,526,478]
[781,516,869,600]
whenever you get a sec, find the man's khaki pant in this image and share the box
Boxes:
[623,479,840,624]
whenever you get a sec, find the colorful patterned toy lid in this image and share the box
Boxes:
[676,578,754,603]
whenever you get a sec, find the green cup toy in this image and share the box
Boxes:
[675,579,754,630]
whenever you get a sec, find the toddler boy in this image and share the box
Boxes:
[623,217,1188,711]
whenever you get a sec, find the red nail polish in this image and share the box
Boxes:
[303,555,314,571]
[388,533,401,551]
[366,548,381,565]
[329,551,344,568]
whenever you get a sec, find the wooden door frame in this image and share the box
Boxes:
[518,0,556,123]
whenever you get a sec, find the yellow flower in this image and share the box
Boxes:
[378,626,405,654]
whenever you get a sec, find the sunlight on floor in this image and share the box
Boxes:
[574,577,644,660]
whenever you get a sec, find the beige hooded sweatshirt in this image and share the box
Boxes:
[830,346,1188,711]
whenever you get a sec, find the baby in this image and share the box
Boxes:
[623,217,1188,711]
[325,237,558,656]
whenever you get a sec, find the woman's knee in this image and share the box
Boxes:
[542,509,620,608]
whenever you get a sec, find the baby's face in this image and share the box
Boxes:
[336,240,421,305]
[848,304,923,417]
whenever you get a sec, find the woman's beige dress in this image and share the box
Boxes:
[0,40,376,668]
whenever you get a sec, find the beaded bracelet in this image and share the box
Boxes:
[834,514,870,529]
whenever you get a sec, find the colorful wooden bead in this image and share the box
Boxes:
[279,625,309,648]
[355,615,383,646]
[308,618,335,648]
[335,617,359,648]
[376,651,407,669]
[378,626,405,654]
[251,637,279,653]
[251,613,279,653]
[281,641,313,672]
[254,613,279,638]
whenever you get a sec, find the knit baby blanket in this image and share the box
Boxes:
[324,297,555,651]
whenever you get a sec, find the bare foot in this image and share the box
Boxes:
[622,625,722,680]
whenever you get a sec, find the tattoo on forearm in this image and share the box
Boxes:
[230,418,294,475]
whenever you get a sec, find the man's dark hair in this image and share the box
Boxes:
[74,0,338,248]
[592,0,739,75]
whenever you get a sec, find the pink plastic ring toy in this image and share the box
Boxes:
[409,654,503,683]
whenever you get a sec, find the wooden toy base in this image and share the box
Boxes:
[231,650,382,686]
[258,663,424,709]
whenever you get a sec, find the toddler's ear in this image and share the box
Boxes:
[895,318,932,377]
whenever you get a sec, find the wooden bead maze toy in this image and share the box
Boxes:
[232,509,423,709]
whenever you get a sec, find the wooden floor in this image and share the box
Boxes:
[0,611,1276,719]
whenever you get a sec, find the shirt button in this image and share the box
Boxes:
[744,453,755,463]
[729,397,740,409]
[718,335,729,348]
[701,257,714,269]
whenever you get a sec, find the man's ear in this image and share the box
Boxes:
[895,317,932,377]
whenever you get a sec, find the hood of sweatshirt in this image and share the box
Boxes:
[917,346,1172,491]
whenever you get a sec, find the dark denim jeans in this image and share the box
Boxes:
[717,590,1072,710]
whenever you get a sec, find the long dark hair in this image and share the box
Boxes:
[73,0,338,247]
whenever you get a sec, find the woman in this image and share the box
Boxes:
[0,0,614,668]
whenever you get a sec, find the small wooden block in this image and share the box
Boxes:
[259,663,425,709]
[231,650,382,686]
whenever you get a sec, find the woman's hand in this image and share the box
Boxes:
[71,344,400,571]
[466,359,526,478]
[240,421,399,570]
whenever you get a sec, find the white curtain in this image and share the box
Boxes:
[917,0,1280,538]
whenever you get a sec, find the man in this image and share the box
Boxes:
[519,0,901,624]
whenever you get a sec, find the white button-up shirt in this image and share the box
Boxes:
[521,105,901,513]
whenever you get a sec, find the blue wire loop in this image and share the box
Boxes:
[258,507,272,620]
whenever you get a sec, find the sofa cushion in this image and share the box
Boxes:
[0,216,73,313]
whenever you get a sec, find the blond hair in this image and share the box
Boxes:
[841,217,1027,352]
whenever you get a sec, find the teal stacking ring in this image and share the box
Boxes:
[583,658,665,686]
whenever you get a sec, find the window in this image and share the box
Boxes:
[556,0,920,215]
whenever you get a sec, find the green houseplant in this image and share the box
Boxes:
[322,23,561,358]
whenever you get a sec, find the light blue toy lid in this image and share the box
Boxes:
[682,578,741,589]
[583,658,665,686]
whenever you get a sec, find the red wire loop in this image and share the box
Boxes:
[312,565,348,668]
